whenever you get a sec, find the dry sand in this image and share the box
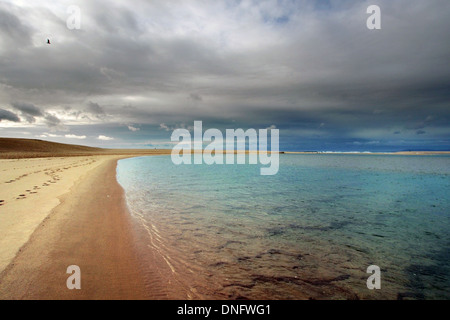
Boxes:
[0,156,109,273]
[0,155,155,299]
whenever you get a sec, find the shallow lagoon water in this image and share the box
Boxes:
[117,154,450,299]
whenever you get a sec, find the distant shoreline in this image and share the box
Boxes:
[284,151,450,155]
[1,137,449,159]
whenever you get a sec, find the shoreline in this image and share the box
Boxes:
[0,156,151,299]
[284,151,450,155]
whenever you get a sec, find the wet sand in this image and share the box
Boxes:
[0,156,152,299]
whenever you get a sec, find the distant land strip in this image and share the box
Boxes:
[1,138,449,159]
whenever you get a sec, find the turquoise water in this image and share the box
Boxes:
[117,154,450,299]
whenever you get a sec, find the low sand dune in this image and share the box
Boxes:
[0,138,171,159]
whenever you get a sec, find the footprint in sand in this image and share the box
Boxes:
[16,194,26,200]
[0,200,4,206]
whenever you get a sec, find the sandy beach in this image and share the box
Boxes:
[0,155,157,299]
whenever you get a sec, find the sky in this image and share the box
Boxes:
[0,0,449,151]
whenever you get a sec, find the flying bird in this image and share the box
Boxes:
[47,39,51,44]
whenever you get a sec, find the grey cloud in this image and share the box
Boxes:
[0,108,20,122]
[406,122,427,130]
[93,4,141,35]
[189,93,203,101]
[10,102,63,129]
[12,102,43,116]
[44,113,61,128]
[12,102,43,123]
[0,7,32,48]
[86,101,106,116]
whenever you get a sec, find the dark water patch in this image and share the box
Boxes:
[266,227,285,236]
[188,205,205,209]
[266,249,283,255]
[268,206,289,215]
[404,262,448,298]
[217,240,244,250]
[237,256,252,262]
[424,231,441,239]
[290,220,352,232]
[266,221,352,237]
[345,244,370,254]
[371,234,385,238]
[254,249,305,262]
[404,243,450,299]
[252,273,350,286]
[303,274,350,286]
[329,220,353,230]
[223,282,255,289]
[397,292,425,300]
[210,261,228,267]
[178,221,194,225]
[252,274,301,285]
[250,273,358,299]
[408,264,439,277]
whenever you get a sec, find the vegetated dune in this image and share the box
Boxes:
[0,138,171,159]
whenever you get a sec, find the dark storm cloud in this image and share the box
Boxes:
[12,102,43,117]
[0,0,449,150]
[9,101,63,128]
[12,102,43,123]
[0,108,20,122]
